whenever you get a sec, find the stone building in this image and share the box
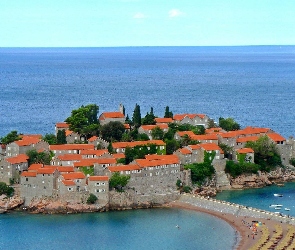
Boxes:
[87,176,109,205]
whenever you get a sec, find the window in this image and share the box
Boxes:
[68,187,73,191]
[96,182,100,186]
[26,178,28,181]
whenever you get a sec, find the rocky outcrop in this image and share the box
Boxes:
[25,197,107,214]
[0,194,24,213]
[194,186,217,197]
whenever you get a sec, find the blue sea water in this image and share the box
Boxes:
[0,46,295,138]
[1,46,295,249]
[216,182,295,217]
[0,208,237,250]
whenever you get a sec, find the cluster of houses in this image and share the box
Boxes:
[1,105,294,207]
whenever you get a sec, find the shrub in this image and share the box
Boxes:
[0,182,14,197]
[87,193,98,204]
[183,186,192,193]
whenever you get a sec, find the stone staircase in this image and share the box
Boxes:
[215,170,231,190]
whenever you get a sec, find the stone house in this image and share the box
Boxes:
[235,136,259,149]
[49,144,94,156]
[0,154,29,184]
[79,149,111,159]
[51,154,83,166]
[235,148,255,163]
[174,147,194,166]
[138,124,168,140]
[88,136,110,149]
[87,176,109,204]
[6,136,49,157]
[73,158,117,176]
[190,134,219,144]
[174,131,196,140]
[58,172,87,195]
[55,122,69,136]
[65,130,81,144]
[99,112,125,126]
[173,114,209,128]
[20,167,58,205]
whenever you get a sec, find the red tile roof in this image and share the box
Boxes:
[57,154,83,161]
[21,171,37,177]
[6,154,29,164]
[144,154,179,161]
[112,140,165,149]
[178,148,192,154]
[50,144,94,151]
[199,143,223,152]
[37,168,56,174]
[20,134,42,139]
[191,134,218,141]
[112,153,125,159]
[14,136,40,146]
[237,148,254,154]
[155,118,173,123]
[74,158,116,167]
[79,149,108,156]
[89,176,109,181]
[99,112,125,119]
[56,122,69,128]
[28,164,43,171]
[108,165,140,172]
[267,133,286,142]
[140,124,168,131]
[62,180,75,186]
[62,172,86,180]
[124,124,131,129]
[205,127,223,134]
[176,131,196,138]
[88,136,98,142]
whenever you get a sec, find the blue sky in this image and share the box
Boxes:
[1,0,294,47]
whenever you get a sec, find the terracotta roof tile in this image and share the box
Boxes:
[108,165,140,172]
[236,148,254,154]
[89,176,109,181]
[178,148,192,154]
[155,118,173,123]
[57,154,83,161]
[173,114,207,121]
[124,124,131,129]
[267,133,286,142]
[88,136,98,142]
[62,172,86,180]
[6,154,29,164]
[21,171,37,177]
[28,164,43,171]
[199,143,223,152]
[20,134,42,139]
[140,124,168,131]
[14,137,40,146]
[99,112,125,119]
[37,168,56,174]
[79,149,108,156]
[190,134,218,141]
[112,153,125,159]
[56,122,69,128]
[74,158,116,167]
[62,180,75,186]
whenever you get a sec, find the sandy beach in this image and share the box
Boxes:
[170,200,295,250]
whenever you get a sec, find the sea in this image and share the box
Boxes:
[0,46,295,249]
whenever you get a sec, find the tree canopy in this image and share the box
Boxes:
[219,117,241,131]
[57,130,67,144]
[42,133,57,145]
[246,135,282,171]
[164,106,173,118]
[101,121,125,142]
[109,172,130,192]
[151,126,164,140]
[0,182,14,197]
[26,149,52,165]
[132,104,141,128]
[65,104,99,138]
[0,130,21,145]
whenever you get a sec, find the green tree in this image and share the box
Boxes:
[109,172,130,192]
[65,104,100,138]
[57,129,67,144]
[219,117,241,131]
[192,125,205,135]
[246,135,282,171]
[184,162,215,184]
[151,126,164,140]
[0,182,14,197]
[165,139,180,155]
[26,149,52,165]
[132,104,141,128]
[42,133,57,145]
[0,130,21,145]
[164,106,173,118]
[87,193,98,204]
[142,107,156,125]
[137,133,150,141]
[225,160,260,178]
[107,142,114,154]
[290,158,295,167]
[101,121,125,142]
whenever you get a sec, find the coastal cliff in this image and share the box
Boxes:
[0,194,24,213]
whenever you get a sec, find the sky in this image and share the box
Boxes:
[0,0,295,47]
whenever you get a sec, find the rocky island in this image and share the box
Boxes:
[1,103,295,215]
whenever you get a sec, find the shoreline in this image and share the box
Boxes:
[169,198,295,250]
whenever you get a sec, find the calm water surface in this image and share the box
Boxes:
[0,208,237,250]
